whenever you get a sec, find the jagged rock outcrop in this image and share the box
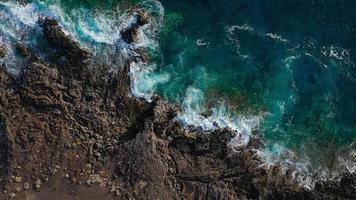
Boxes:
[0,16,354,200]
[120,11,149,44]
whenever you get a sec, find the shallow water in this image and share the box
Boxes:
[1,0,355,173]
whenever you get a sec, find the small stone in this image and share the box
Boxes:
[15,187,21,192]
[110,186,116,192]
[23,183,30,190]
[14,176,22,183]
[303,184,312,190]
[35,179,42,189]
[9,193,16,199]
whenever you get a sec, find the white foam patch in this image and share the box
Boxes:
[321,45,355,66]
[256,139,356,188]
[226,24,255,33]
[265,33,289,43]
[75,10,120,45]
[0,0,165,74]
[226,24,290,44]
[129,62,170,102]
[0,1,44,27]
[176,87,261,146]
[256,144,320,188]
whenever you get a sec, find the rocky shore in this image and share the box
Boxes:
[0,9,355,200]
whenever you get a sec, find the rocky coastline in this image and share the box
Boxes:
[0,7,355,200]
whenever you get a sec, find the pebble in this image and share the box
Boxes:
[23,183,30,190]
[15,187,21,192]
[14,176,22,183]
[9,193,16,199]
[35,179,42,189]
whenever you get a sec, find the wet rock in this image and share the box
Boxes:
[15,43,38,62]
[0,45,6,59]
[120,12,149,44]
[121,26,139,44]
[0,9,353,200]
[39,17,92,65]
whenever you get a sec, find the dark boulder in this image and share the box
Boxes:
[120,12,149,44]
[39,17,92,64]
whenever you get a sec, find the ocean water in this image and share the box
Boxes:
[0,0,355,176]
[148,0,356,172]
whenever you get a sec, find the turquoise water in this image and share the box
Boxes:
[151,0,356,169]
[0,0,355,171]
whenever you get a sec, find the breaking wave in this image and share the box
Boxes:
[176,87,261,146]
[1,0,354,188]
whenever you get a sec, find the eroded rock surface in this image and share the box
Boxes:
[0,16,354,200]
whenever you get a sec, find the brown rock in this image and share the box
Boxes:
[14,176,22,183]
[0,45,6,58]
[0,10,353,200]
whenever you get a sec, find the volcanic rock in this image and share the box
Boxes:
[0,17,354,200]
[120,12,149,44]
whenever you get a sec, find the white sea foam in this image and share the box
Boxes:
[129,62,169,102]
[226,24,255,33]
[256,144,320,188]
[125,1,167,101]
[257,141,356,188]
[226,24,289,44]
[0,0,164,73]
[176,87,261,146]
[225,24,291,56]
[5,1,44,26]
[265,33,288,43]
[321,45,354,66]
[1,1,353,187]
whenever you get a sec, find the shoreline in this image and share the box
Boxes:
[0,1,355,199]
